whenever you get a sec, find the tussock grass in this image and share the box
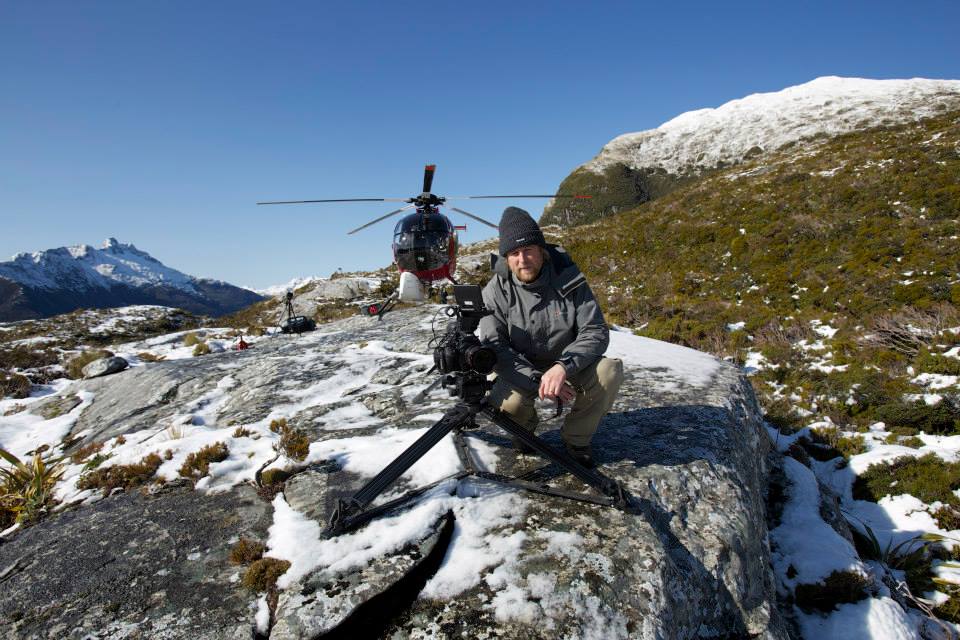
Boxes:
[0,371,31,399]
[0,448,65,528]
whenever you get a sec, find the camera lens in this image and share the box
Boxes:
[464,345,497,375]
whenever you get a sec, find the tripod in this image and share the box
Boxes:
[325,371,635,537]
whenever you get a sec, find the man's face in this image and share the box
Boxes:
[506,245,544,283]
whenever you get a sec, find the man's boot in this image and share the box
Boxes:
[564,443,595,468]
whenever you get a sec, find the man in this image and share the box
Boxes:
[479,207,623,467]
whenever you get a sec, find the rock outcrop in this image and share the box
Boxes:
[0,306,789,639]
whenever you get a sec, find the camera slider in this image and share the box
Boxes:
[324,395,634,538]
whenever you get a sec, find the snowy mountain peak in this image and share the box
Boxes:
[584,76,960,176]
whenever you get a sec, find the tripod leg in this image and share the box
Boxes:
[326,403,475,535]
[480,403,627,507]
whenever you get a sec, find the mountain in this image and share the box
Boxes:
[542,76,960,226]
[0,238,265,321]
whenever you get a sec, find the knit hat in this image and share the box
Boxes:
[498,207,546,257]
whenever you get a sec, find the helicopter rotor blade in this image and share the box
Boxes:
[444,194,592,200]
[257,198,410,205]
[423,164,436,193]
[347,204,415,235]
[448,207,499,230]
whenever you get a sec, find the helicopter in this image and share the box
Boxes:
[258,165,590,317]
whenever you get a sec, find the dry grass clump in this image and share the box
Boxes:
[182,332,202,346]
[0,371,31,399]
[178,442,229,480]
[65,349,114,380]
[269,418,310,461]
[242,557,290,592]
[76,453,163,496]
[70,441,104,464]
[232,426,252,438]
[229,537,266,565]
[0,448,65,528]
[137,352,166,363]
[192,342,211,357]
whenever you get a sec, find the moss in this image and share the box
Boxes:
[77,453,163,496]
[853,454,960,506]
[242,557,290,592]
[64,349,114,380]
[229,537,266,565]
[178,442,229,480]
[793,570,870,612]
[260,468,292,486]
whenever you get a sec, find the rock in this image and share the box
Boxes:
[360,388,405,420]
[284,469,333,523]
[271,510,454,639]
[0,484,272,639]
[30,394,82,420]
[81,356,128,379]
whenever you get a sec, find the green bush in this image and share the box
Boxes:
[793,571,870,612]
[853,454,960,505]
[874,399,960,435]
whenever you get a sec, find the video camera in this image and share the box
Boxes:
[432,285,497,403]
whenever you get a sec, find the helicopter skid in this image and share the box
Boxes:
[397,271,426,302]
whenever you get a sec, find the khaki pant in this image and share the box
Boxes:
[488,357,624,447]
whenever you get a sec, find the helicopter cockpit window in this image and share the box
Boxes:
[393,216,451,272]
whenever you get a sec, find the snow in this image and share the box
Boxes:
[607,326,722,388]
[583,77,960,176]
[770,457,867,589]
[797,596,920,640]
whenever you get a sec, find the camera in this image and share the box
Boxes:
[432,285,497,402]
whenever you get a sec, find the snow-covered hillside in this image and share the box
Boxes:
[2,238,205,293]
[584,77,960,176]
[0,238,264,320]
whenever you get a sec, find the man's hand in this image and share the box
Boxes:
[539,363,576,403]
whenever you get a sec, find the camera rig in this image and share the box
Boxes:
[324,285,636,537]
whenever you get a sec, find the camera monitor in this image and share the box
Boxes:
[452,284,485,313]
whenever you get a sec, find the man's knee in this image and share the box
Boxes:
[489,380,538,430]
[596,357,624,394]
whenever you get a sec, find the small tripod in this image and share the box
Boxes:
[325,370,635,537]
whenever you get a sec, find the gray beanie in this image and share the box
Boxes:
[498,207,546,256]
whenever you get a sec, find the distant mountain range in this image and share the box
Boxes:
[542,76,960,226]
[0,238,264,322]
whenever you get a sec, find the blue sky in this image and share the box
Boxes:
[2,1,959,289]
